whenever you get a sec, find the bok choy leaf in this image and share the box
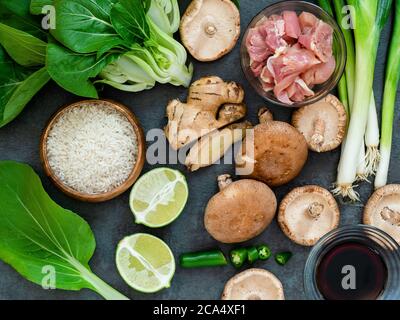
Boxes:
[0,161,128,300]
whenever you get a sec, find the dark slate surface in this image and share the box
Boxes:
[0,0,398,300]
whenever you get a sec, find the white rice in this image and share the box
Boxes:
[46,103,138,194]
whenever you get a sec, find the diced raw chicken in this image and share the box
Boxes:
[260,79,274,92]
[299,20,334,62]
[274,72,300,103]
[260,16,288,52]
[245,10,335,104]
[283,11,301,39]
[302,56,336,85]
[250,60,265,77]
[261,65,274,84]
[284,77,315,103]
[271,46,321,82]
[246,27,272,63]
[298,12,319,33]
[276,90,293,105]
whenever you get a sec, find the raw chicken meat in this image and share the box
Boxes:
[283,11,301,39]
[245,10,335,104]
[302,56,336,85]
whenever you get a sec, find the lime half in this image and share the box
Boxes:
[116,233,175,293]
[129,168,189,228]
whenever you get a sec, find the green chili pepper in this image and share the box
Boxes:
[275,251,292,266]
[230,248,248,268]
[179,250,227,268]
[247,246,259,264]
[257,245,272,260]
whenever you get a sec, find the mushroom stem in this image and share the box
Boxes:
[307,202,324,219]
[258,108,274,124]
[310,118,326,148]
[380,207,400,226]
[205,22,217,36]
[217,174,233,190]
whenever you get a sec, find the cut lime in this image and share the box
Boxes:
[129,168,189,228]
[116,233,175,293]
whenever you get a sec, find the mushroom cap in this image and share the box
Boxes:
[180,0,240,62]
[292,94,347,152]
[236,120,308,187]
[221,268,285,300]
[363,185,400,245]
[204,179,277,243]
[278,185,340,246]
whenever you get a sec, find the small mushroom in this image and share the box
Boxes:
[278,185,340,246]
[292,94,347,152]
[204,174,277,243]
[221,268,285,300]
[180,0,240,62]
[363,185,400,244]
[236,107,308,187]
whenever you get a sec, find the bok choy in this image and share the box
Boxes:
[0,0,50,128]
[334,0,392,200]
[375,0,400,188]
[45,0,192,98]
[0,161,128,300]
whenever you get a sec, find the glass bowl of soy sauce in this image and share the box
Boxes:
[304,225,400,300]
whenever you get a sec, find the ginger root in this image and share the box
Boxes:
[185,121,252,171]
[164,76,246,150]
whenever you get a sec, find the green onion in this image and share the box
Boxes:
[375,0,400,188]
[334,0,392,201]
[365,92,381,175]
[333,0,356,107]
[318,0,349,113]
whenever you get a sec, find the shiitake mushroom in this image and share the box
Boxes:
[204,174,277,244]
[236,108,308,187]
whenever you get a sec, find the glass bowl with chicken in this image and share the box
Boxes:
[241,1,346,107]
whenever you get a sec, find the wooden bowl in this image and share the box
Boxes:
[40,99,146,203]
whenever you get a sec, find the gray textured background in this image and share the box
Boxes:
[0,0,398,300]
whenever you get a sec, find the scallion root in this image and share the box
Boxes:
[332,184,360,202]
[365,146,381,176]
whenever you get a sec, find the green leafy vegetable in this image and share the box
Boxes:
[51,0,122,54]
[0,23,47,67]
[110,0,150,43]
[46,42,118,98]
[0,0,47,40]
[30,0,54,15]
[0,46,49,128]
[47,0,192,97]
[0,161,128,300]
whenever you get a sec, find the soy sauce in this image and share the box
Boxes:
[316,242,387,300]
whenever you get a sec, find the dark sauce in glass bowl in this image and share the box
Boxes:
[316,242,387,300]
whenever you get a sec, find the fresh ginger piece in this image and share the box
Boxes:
[185,121,252,172]
[165,76,246,150]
